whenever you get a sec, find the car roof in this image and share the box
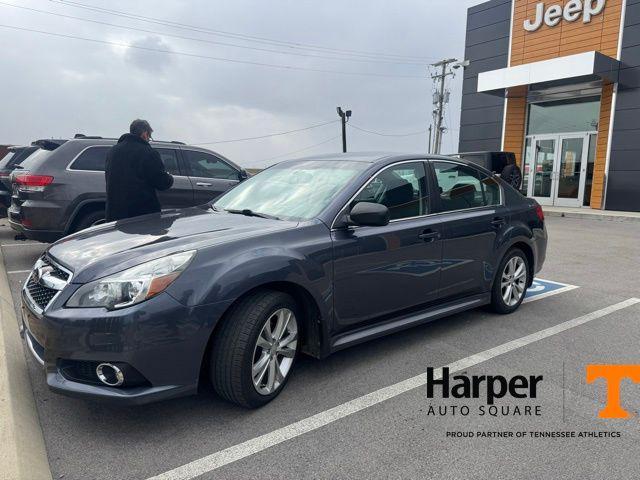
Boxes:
[46,138,243,172]
[273,152,496,176]
[277,152,468,166]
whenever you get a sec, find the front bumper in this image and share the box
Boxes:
[21,287,232,405]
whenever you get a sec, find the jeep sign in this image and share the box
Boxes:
[524,0,606,32]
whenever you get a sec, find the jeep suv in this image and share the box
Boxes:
[9,135,246,243]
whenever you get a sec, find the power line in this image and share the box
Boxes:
[192,120,338,145]
[0,24,426,79]
[348,123,428,137]
[0,2,425,67]
[256,135,341,165]
[46,0,435,62]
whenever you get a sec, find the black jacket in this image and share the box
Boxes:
[105,134,174,221]
[501,163,523,190]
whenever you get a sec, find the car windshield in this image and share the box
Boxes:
[214,159,369,221]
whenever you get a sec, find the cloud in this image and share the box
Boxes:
[126,35,174,73]
[0,0,487,166]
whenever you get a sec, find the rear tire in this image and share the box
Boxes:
[72,210,105,233]
[490,248,529,314]
[210,290,300,408]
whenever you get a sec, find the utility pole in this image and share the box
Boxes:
[337,107,351,153]
[428,125,432,154]
[430,58,469,154]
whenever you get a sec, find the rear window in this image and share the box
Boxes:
[69,146,109,171]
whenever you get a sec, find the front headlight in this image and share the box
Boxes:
[66,251,196,309]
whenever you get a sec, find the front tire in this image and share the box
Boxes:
[210,290,300,408]
[490,248,529,314]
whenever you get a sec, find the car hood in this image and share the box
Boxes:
[47,206,298,283]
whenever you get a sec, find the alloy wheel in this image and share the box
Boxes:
[501,256,527,307]
[252,308,298,395]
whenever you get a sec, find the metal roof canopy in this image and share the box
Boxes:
[477,51,620,96]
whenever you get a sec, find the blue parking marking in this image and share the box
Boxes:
[523,278,579,303]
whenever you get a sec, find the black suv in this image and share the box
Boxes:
[9,135,246,243]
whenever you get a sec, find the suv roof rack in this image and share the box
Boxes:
[74,134,119,140]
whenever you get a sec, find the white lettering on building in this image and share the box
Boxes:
[523,0,606,32]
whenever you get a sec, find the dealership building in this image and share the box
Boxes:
[460,0,640,212]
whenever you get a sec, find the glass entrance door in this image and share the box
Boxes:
[526,133,591,207]
[529,137,556,205]
[555,135,588,207]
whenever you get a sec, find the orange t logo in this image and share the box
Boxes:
[586,365,640,419]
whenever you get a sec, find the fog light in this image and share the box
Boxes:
[96,363,124,387]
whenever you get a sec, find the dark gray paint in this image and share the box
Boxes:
[608,0,640,211]
[459,0,511,154]
[21,153,547,404]
[7,138,243,242]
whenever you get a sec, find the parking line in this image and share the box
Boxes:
[147,298,640,480]
[7,269,31,275]
[523,284,579,304]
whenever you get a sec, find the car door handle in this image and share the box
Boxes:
[491,217,506,227]
[419,230,440,242]
[196,182,212,187]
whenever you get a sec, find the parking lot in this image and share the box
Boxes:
[2,215,640,480]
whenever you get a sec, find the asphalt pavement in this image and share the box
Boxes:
[2,216,639,480]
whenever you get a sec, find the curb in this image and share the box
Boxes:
[0,248,52,480]
[543,209,640,223]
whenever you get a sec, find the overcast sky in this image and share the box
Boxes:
[0,0,486,168]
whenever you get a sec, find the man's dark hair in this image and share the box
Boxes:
[130,119,153,137]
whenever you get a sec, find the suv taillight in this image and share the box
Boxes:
[535,204,544,222]
[15,174,54,192]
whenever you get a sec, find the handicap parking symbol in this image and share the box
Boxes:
[524,278,579,303]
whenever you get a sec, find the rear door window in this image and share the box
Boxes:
[432,161,501,211]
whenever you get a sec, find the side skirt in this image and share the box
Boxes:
[329,293,490,353]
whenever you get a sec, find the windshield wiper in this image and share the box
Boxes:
[225,208,280,220]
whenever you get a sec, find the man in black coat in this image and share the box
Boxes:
[105,119,174,221]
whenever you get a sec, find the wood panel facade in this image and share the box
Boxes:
[502,0,624,209]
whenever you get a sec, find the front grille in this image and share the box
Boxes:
[25,277,58,310]
[40,256,70,282]
[24,255,72,311]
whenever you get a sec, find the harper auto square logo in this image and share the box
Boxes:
[524,0,606,32]
[587,365,640,419]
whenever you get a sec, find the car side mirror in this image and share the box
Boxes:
[349,202,390,227]
[238,169,249,181]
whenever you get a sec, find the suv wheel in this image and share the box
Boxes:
[210,290,300,408]
[490,248,529,314]
[73,210,105,233]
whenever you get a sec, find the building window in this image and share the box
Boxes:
[527,97,600,135]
